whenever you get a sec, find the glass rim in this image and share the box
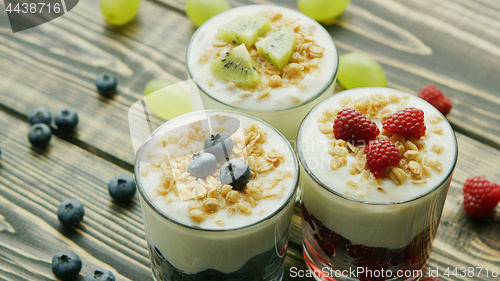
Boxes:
[185,5,339,113]
[296,87,459,206]
[134,109,300,232]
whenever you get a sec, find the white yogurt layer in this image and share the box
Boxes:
[298,87,458,249]
[136,110,298,273]
[186,5,337,112]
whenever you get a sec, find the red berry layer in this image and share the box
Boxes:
[302,205,437,281]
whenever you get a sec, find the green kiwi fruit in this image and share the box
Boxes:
[256,26,296,69]
[210,44,260,87]
[218,16,271,47]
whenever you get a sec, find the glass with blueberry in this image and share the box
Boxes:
[134,110,299,281]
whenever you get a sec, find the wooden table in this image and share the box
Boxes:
[0,0,499,280]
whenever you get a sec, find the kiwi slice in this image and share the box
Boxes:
[218,16,271,47]
[256,26,297,69]
[210,44,260,87]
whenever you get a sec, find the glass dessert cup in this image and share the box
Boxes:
[185,5,339,141]
[135,109,299,281]
[296,87,458,281]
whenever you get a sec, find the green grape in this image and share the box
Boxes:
[101,0,140,26]
[144,79,192,120]
[337,52,387,89]
[297,0,350,22]
[186,0,231,27]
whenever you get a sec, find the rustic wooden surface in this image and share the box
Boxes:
[0,0,499,280]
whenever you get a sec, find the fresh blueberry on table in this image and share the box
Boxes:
[28,123,52,147]
[220,158,251,190]
[27,106,52,125]
[204,132,234,162]
[95,73,118,98]
[57,198,85,227]
[55,108,79,131]
[51,251,82,280]
[84,268,116,281]
[108,174,136,201]
[188,152,216,178]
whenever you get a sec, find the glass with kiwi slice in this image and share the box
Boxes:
[187,5,339,141]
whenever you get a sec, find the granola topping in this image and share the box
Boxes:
[316,93,445,190]
[199,10,324,103]
[187,5,337,113]
[142,116,292,224]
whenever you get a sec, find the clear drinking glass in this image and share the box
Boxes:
[297,87,458,281]
[135,109,299,281]
[185,5,338,141]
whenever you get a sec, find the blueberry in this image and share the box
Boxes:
[84,269,116,281]
[95,73,118,97]
[220,158,251,190]
[108,174,136,201]
[204,133,233,162]
[28,107,52,125]
[55,108,79,131]
[28,123,52,147]
[188,152,216,178]
[51,251,82,280]
[57,198,85,227]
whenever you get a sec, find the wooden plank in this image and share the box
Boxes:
[0,0,194,166]
[0,111,152,280]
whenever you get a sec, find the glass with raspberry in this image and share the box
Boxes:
[297,87,458,281]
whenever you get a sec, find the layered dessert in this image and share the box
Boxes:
[186,5,338,140]
[135,110,298,281]
[297,88,458,280]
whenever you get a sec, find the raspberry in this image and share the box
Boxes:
[333,108,379,145]
[364,140,401,178]
[420,278,441,281]
[463,176,500,219]
[382,107,426,139]
[418,83,452,116]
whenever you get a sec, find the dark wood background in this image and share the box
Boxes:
[0,0,499,280]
